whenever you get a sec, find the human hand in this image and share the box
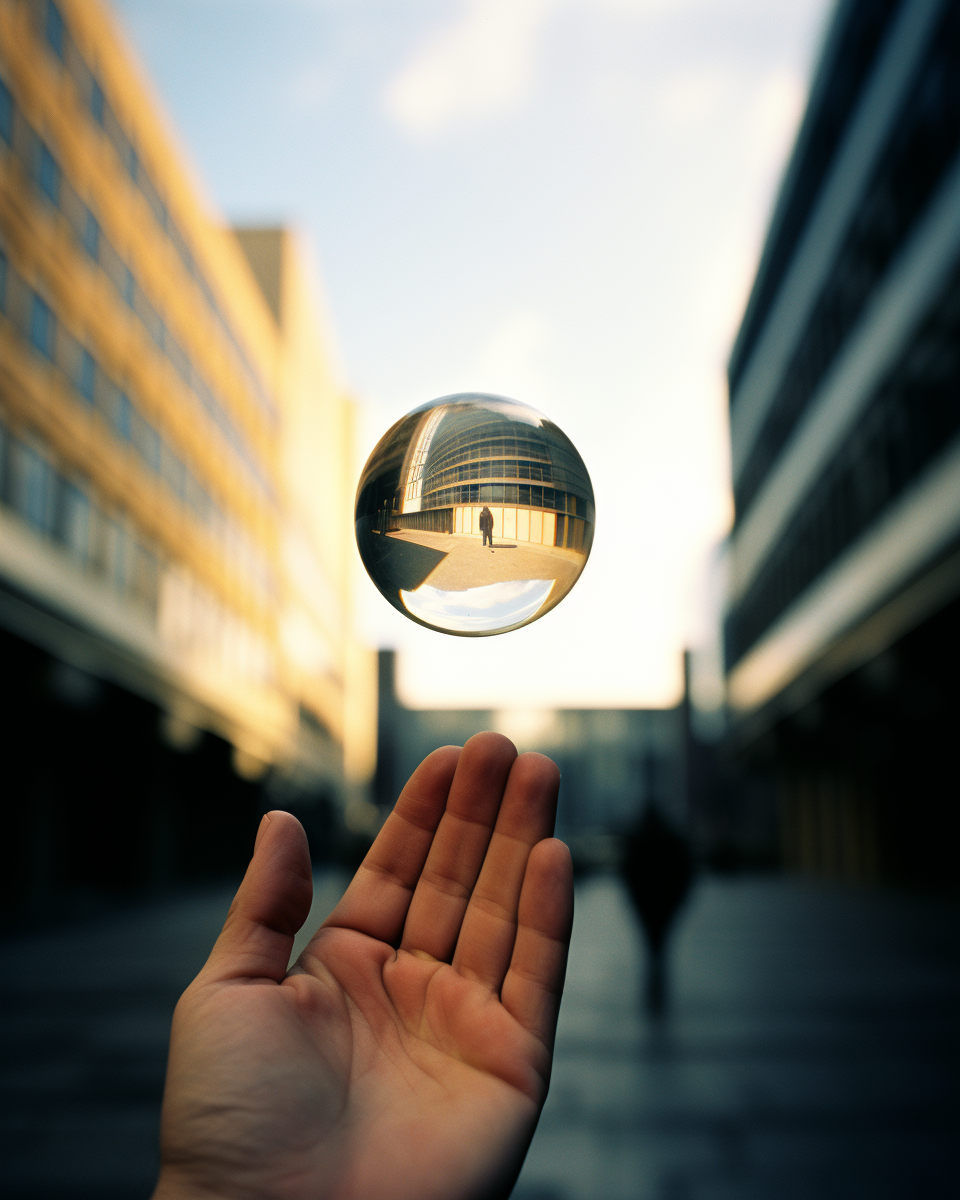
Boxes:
[152,732,573,1200]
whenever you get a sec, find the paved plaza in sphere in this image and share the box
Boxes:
[386,528,585,596]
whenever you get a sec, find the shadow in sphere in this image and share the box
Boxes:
[357,526,448,592]
[620,805,694,1017]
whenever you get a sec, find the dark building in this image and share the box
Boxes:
[723,0,960,887]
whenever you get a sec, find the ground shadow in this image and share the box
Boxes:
[359,528,448,592]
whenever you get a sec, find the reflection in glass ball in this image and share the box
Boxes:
[356,393,594,636]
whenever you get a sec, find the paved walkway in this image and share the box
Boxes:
[388,528,584,594]
[1,873,957,1199]
[515,876,960,1200]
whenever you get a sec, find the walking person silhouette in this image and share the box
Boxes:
[620,761,694,1016]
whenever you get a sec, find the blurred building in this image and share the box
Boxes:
[0,0,375,917]
[376,650,684,868]
[724,0,960,886]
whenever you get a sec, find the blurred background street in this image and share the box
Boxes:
[2,870,957,1200]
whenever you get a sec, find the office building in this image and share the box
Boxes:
[0,0,375,912]
[724,0,960,884]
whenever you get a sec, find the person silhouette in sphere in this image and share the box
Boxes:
[152,733,573,1200]
[620,803,694,1017]
[479,505,494,548]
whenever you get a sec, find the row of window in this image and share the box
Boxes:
[725,256,960,669]
[422,483,589,515]
[0,414,159,612]
[727,0,901,397]
[0,411,276,686]
[0,248,276,604]
[429,428,591,495]
[0,69,274,503]
[429,435,552,474]
[424,457,556,490]
[734,2,960,522]
[35,0,279,425]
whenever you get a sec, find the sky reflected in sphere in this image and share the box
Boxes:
[356,394,594,636]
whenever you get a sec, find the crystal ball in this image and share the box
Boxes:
[356,393,594,636]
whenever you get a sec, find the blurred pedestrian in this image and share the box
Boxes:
[621,804,694,1016]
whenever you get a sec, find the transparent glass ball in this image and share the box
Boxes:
[356,393,594,636]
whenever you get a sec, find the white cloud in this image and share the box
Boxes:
[383,0,556,138]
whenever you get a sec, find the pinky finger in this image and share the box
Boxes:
[500,838,574,1050]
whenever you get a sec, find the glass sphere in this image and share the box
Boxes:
[356,393,594,636]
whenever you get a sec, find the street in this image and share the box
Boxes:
[1,872,957,1199]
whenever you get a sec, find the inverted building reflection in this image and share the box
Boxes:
[356,394,594,635]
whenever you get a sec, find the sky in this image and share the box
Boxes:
[112,0,831,710]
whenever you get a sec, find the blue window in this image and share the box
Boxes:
[38,143,60,205]
[116,391,132,440]
[61,482,90,562]
[123,267,134,308]
[82,209,99,260]
[0,78,12,145]
[15,442,53,533]
[90,79,105,126]
[29,294,55,360]
[78,349,95,403]
[127,146,138,183]
[45,2,65,60]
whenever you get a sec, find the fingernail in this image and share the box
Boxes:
[255,812,271,850]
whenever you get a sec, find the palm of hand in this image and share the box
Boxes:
[155,735,572,1200]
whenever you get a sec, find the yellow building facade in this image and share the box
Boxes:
[0,0,375,803]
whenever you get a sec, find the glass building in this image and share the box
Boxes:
[360,398,594,552]
[723,0,960,885]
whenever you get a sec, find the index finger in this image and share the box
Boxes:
[322,744,461,945]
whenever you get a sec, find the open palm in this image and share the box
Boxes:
[153,733,573,1200]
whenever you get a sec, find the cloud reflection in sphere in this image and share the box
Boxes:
[356,394,595,636]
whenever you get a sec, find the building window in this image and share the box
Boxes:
[11,441,53,533]
[123,267,135,308]
[59,482,90,563]
[106,518,128,594]
[45,1,66,59]
[78,349,95,403]
[132,542,159,613]
[0,78,12,145]
[29,294,55,360]
[90,78,105,126]
[116,391,132,440]
[83,209,99,260]
[127,146,138,183]
[0,250,6,314]
[38,143,60,205]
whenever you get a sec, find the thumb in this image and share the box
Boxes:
[198,811,313,985]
